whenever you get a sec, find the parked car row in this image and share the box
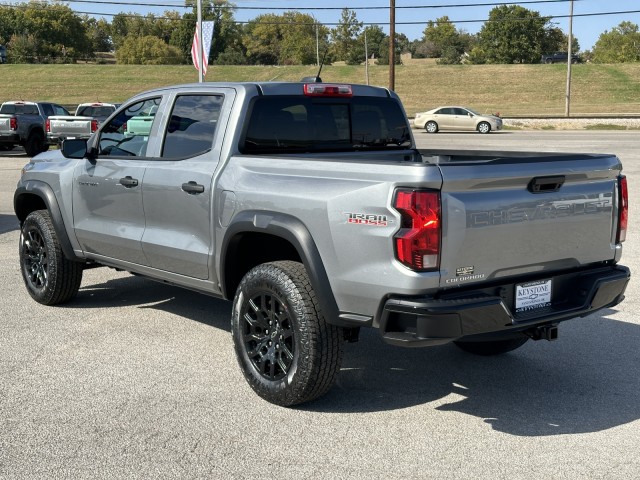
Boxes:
[0,100,121,154]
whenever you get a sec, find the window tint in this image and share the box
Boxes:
[161,95,222,159]
[77,106,115,118]
[97,97,161,157]
[242,96,410,154]
[52,105,66,115]
[41,104,54,116]
[453,108,469,116]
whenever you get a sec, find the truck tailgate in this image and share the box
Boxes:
[0,115,13,133]
[430,151,622,287]
[48,116,93,136]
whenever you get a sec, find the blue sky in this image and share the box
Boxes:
[74,0,640,51]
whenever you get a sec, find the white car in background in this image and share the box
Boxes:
[414,106,502,134]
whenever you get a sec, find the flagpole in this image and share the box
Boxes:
[197,0,203,83]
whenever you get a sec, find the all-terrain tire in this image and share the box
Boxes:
[19,210,83,305]
[231,261,344,406]
[454,337,528,356]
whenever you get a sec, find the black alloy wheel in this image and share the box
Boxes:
[19,210,83,305]
[241,291,295,381]
[231,261,344,406]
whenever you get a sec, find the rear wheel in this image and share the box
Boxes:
[231,261,344,406]
[425,121,438,134]
[25,130,45,157]
[454,337,528,356]
[19,210,83,305]
[477,121,491,134]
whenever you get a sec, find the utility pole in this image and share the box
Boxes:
[389,0,395,91]
[565,0,574,117]
[316,24,320,68]
[364,28,369,85]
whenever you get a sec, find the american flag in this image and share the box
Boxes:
[191,21,215,76]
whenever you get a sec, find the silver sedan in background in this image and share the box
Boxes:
[414,106,502,134]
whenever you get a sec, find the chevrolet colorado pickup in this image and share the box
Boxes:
[14,82,630,406]
[0,101,69,155]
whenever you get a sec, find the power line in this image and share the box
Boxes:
[49,0,584,11]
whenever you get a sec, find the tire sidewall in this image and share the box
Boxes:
[19,211,58,304]
[231,265,311,404]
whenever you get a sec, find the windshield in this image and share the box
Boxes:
[466,108,482,116]
[241,96,411,154]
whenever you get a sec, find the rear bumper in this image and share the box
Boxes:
[47,133,91,145]
[380,265,630,347]
[0,133,20,144]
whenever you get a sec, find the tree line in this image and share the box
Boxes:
[0,2,639,65]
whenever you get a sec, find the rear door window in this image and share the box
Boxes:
[161,94,223,159]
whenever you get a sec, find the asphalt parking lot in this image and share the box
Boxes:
[1,131,639,478]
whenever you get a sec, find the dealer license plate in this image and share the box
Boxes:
[515,279,552,313]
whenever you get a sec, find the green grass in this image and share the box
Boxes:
[585,124,639,130]
[0,62,639,116]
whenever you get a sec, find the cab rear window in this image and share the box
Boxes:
[241,96,411,154]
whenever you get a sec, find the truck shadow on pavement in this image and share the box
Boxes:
[71,274,232,330]
[71,276,639,436]
[310,311,640,436]
[0,214,19,234]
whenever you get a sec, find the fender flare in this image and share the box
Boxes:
[221,210,341,325]
[14,180,81,262]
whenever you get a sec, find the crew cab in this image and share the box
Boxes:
[14,82,629,406]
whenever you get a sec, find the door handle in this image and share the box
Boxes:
[119,176,138,188]
[182,181,205,194]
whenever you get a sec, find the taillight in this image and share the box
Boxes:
[45,118,50,132]
[10,117,17,131]
[91,119,98,133]
[393,188,441,271]
[303,84,352,97]
[617,175,628,243]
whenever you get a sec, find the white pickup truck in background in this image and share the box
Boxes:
[46,102,118,146]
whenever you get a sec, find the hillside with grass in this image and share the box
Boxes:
[1,62,639,117]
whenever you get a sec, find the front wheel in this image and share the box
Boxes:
[231,261,344,406]
[454,337,528,356]
[425,121,438,134]
[477,121,491,134]
[19,210,83,305]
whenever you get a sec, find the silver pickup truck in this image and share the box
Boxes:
[14,82,630,406]
[46,102,119,146]
[0,101,69,155]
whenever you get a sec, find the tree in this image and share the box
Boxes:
[420,17,476,64]
[331,9,362,62]
[423,16,457,58]
[14,3,91,61]
[279,12,327,65]
[475,5,551,64]
[592,21,640,63]
[116,35,183,64]
[347,25,386,65]
[377,33,410,65]
[83,17,113,53]
[243,14,282,65]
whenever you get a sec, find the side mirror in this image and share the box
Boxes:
[61,138,97,161]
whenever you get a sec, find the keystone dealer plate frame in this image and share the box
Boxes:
[515,279,552,313]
